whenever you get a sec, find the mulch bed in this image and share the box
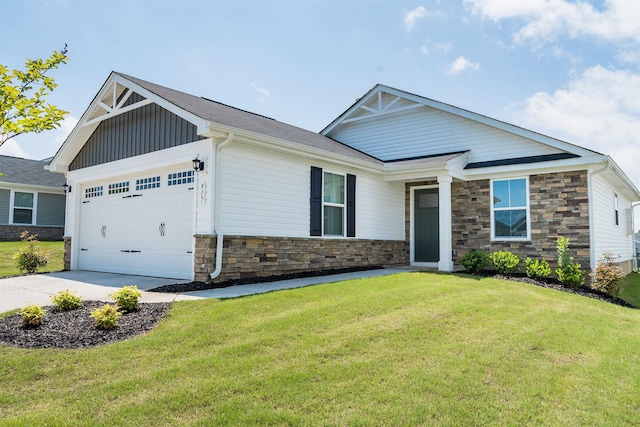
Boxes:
[0,301,171,349]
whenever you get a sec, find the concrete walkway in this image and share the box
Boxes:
[0,267,418,313]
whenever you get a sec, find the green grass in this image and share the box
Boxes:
[620,271,640,308]
[0,240,64,277]
[1,272,639,426]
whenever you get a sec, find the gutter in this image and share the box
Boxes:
[587,158,610,271]
[209,132,234,280]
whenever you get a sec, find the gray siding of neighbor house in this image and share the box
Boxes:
[36,193,65,226]
[69,92,205,170]
[0,189,9,224]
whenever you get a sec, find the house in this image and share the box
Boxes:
[46,72,640,281]
[0,155,66,241]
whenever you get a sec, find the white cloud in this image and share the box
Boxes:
[0,139,29,158]
[519,65,640,191]
[464,0,640,43]
[447,56,480,75]
[405,6,428,32]
[420,45,429,55]
[251,82,270,102]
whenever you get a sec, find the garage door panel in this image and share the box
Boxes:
[77,170,195,280]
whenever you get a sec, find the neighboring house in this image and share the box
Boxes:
[46,72,640,281]
[0,155,66,241]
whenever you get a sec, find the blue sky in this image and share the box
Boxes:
[1,0,639,223]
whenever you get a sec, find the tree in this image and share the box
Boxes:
[0,45,69,145]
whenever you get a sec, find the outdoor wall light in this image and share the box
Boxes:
[62,183,72,193]
[192,157,205,172]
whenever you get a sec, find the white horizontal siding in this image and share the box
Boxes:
[219,143,405,240]
[591,173,633,262]
[329,107,562,163]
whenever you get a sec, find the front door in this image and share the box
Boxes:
[414,188,439,262]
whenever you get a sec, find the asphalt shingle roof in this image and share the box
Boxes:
[0,156,66,187]
[116,72,383,166]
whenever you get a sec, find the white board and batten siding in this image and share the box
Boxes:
[328,107,563,163]
[591,173,634,262]
[218,142,405,240]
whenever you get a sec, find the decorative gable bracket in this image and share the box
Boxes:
[83,82,153,127]
[340,90,424,125]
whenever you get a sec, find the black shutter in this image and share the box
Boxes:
[310,166,322,236]
[346,174,356,237]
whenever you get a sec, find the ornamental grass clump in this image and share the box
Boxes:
[555,236,584,288]
[20,305,46,327]
[461,250,490,274]
[489,250,520,275]
[525,258,551,281]
[90,304,121,330]
[590,252,625,297]
[50,289,82,311]
[13,231,49,273]
[110,285,142,311]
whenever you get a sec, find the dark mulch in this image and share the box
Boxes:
[490,273,636,309]
[0,301,171,349]
[149,265,385,293]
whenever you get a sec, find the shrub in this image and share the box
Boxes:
[525,258,551,281]
[13,231,49,273]
[590,252,625,297]
[90,304,121,330]
[489,251,520,275]
[20,305,46,327]
[555,236,584,288]
[50,289,82,311]
[461,250,490,274]
[110,285,142,311]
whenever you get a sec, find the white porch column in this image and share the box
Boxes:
[437,175,454,272]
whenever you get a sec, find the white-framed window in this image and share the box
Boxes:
[323,171,345,236]
[136,176,161,191]
[491,177,530,240]
[12,191,35,225]
[614,193,619,226]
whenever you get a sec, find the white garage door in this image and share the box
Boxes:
[78,169,195,279]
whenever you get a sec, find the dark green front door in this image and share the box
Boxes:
[414,189,439,262]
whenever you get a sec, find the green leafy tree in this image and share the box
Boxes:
[0,45,69,145]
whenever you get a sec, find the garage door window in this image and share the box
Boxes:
[85,186,103,198]
[168,171,194,186]
[136,176,161,190]
[108,181,130,194]
[13,192,34,224]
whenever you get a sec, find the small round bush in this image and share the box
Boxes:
[525,258,551,281]
[90,304,121,330]
[489,251,520,275]
[50,289,82,311]
[20,305,46,327]
[110,285,142,311]
[13,232,49,273]
[461,250,489,274]
[590,252,625,297]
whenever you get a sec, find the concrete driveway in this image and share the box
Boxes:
[0,271,201,313]
[1,267,419,313]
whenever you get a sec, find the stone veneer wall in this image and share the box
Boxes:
[450,170,591,270]
[63,237,71,271]
[0,225,64,241]
[194,235,409,283]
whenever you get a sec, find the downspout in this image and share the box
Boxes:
[587,157,610,271]
[209,132,235,279]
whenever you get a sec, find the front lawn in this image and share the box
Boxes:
[0,240,64,277]
[619,271,640,308]
[1,272,638,426]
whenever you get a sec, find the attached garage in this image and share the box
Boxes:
[77,168,196,279]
